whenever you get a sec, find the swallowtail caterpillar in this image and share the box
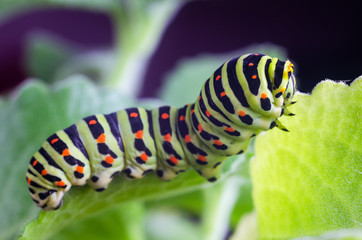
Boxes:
[26,53,296,210]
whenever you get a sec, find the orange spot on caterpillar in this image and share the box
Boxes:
[213,140,223,146]
[191,109,195,114]
[32,160,38,167]
[105,156,114,164]
[252,75,257,79]
[97,133,106,143]
[130,112,138,118]
[89,120,97,125]
[248,63,254,66]
[225,127,235,132]
[206,110,211,117]
[197,124,203,132]
[27,178,31,185]
[254,53,260,56]
[198,155,207,162]
[163,133,172,142]
[179,115,185,121]
[76,166,84,173]
[198,96,201,101]
[169,156,178,164]
[161,113,169,119]
[260,93,268,99]
[238,110,246,117]
[216,75,221,81]
[220,91,226,97]
[135,130,143,139]
[51,138,59,144]
[281,88,286,93]
[56,181,66,187]
[41,170,47,176]
[140,153,148,161]
[62,149,70,156]
[185,134,191,143]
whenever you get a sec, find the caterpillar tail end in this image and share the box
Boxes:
[43,191,65,211]
[26,174,70,211]
[30,189,66,211]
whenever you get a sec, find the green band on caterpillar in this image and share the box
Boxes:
[25,53,297,211]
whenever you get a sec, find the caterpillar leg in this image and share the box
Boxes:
[275,119,289,132]
[283,107,295,116]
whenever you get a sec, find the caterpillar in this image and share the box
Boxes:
[26,53,296,211]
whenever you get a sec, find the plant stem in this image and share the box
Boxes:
[202,177,246,240]
[108,0,187,97]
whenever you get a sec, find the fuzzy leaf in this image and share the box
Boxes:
[251,77,362,239]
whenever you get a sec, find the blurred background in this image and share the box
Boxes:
[0,0,361,96]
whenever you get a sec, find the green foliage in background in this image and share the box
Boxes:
[0,0,361,240]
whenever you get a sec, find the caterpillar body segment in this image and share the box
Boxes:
[26,53,297,210]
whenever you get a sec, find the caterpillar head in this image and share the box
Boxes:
[267,58,297,131]
[270,58,297,106]
[282,60,297,105]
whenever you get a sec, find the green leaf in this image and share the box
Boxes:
[158,44,286,106]
[0,75,135,240]
[19,170,207,240]
[54,49,116,84]
[251,78,362,239]
[25,33,74,83]
[52,202,146,240]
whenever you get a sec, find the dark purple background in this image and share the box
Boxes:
[0,0,361,96]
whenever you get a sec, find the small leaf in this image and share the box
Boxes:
[55,50,116,84]
[25,33,74,83]
[251,77,362,239]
